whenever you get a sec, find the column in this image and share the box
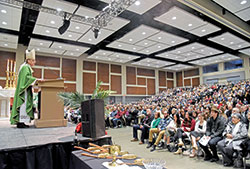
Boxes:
[15,44,27,70]
[121,65,126,104]
[76,55,84,93]
[199,66,203,85]
[155,70,159,94]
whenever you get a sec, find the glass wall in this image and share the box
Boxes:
[224,59,243,70]
[203,64,219,74]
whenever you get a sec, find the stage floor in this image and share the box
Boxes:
[0,118,108,151]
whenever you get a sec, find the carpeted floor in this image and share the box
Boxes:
[108,126,236,169]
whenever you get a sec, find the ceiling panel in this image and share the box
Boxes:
[29,38,53,48]
[50,42,89,52]
[169,42,206,55]
[239,48,250,56]
[28,45,65,55]
[0,33,18,43]
[0,4,22,31]
[90,50,114,57]
[208,32,250,50]
[179,52,205,61]
[235,8,250,21]
[189,53,240,66]
[33,25,83,41]
[189,23,221,37]
[147,31,189,46]
[213,0,250,13]
[42,0,77,13]
[154,6,207,32]
[134,39,157,47]
[132,58,174,68]
[118,25,160,44]
[63,51,83,57]
[138,43,169,54]
[156,52,184,61]
[192,46,223,56]
[107,41,144,52]
[78,28,114,44]
[164,64,194,71]
[0,42,17,49]
[108,53,139,60]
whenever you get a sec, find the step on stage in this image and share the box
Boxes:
[0,119,112,169]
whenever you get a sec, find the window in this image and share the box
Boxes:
[203,64,218,74]
[224,59,243,70]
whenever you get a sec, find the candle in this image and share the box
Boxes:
[13,61,16,73]
[10,60,13,72]
[7,59,9,72]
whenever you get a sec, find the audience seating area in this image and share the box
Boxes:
[105,80,250,168]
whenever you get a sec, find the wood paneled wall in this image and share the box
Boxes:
[126,67,156,95]
[62,58,76,81]
[82,61,122,95]
[158,70,174,89]
[177,69,200,87]
[176,72,183,87]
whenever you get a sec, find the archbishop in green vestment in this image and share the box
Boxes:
[10,49,36,127]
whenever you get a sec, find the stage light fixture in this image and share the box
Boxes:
[93,28,99,39]
[58,18,70,35]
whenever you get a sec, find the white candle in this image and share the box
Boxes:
[10,60,13,72]
[13,61,16,73]
[7,59,9,72]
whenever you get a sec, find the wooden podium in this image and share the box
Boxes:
[34,79,67,128]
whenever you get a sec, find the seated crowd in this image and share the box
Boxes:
[105,80,250,168]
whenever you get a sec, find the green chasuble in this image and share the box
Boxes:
[10,63,36,125]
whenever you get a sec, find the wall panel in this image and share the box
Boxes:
[126,67,136,85]
[137,77,146,85]
[167,72,174,79]
[36,55,60,67]
[62,58,76,81]
[159,88,167,93]
[83,61,96,71]
[137,68,155,77]
[111,64,121,74]
[44,69,60,79]
[111,75,121,94]
[0,80,5,88]
[184,69,199,77]
[98,63,109,83]
[184,79,191,86]
[167,80,174,88]
[127,87,146,95]
[159,71,166,86]
[192,77,200,87]
[100,85,109,90]
[176,72,183,87]
[64,83,76,92]
[147,79,155,95]
[83,72,96,94]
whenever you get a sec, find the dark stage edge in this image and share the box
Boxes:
[0,121,112,169]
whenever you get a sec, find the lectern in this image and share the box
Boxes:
[34,79,67,128]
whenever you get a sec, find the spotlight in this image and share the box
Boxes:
[93,28,99,39]
[58,19,70,35]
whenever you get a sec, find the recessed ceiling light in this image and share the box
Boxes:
[50,20,55,24]
[70,53,73,55]
[103,53,106,55]
[188,23,192,27]
[4,43,8,46]
[171,41,175,43]
[147,60,150,62]
[76,48,79,51]
[57,8,62,11]
[138,63,141,65]
[1,10,7,13]
[128,56,131,59]
[116,55,119,57]
[85,16,89,19]
[158,37,162,39]
[88,38,92,41]
[133,47,136,50]
[120,60,123,62]
[135,1,141,6]
[158,46,161,48]
[238,45,242,48]
[221,37,225,40]
[191,47,195,49]
[187,53,190,56]
[172,16,177,20]
[108,58,111,60]
[201,49,204,52]
[210,52,213,55]
[118,44,122,47]
[68,34,72,37]
[230,41,234,44]
[165,54,168,57]
[54,51,58,53]
[241,0,247,5]
[201,29,206,32]
[129,38,133,41]
[58,45,62,48]
[146,50,149,53]
[37,48,40,51]
[46,30,50,33]
[177,51,181,54]
[39,42,43,45]
[75,26,80,29]
[147,64,150,66]
[142,32,146,35]
[144,42,148,45]
[2,21,7,25]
